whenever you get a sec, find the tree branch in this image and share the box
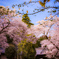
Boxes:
[0,22,10,34]
[17,6,59,15]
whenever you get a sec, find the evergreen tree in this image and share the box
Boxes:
[22,13,34,28]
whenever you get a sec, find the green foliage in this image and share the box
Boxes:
[6,34,13,44]
[26,34,32,36]
[22,14,34,28]
[18,39,36,59]
[17,35,48,59]
[22,14,30,24]
[33,35,35,37]
[39,0,50,7]
[41,9,45,11]
[35,40,41,48]
[35,35,48,48]
[39,1,45,7]
[52,10,56,13]
[39,35,48,41]
[5,46,16,59]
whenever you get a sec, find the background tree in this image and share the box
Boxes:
[6,34,13,44]
[22,13,34,28]
[18,39,36,59]
[5,46,16,59]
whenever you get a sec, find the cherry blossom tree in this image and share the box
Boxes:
[0,6,14,49]
[0,6,38,53]
[40,16,59,59]
[0,6,23,50]
[28,14,59,58]
[7,18,37,45]
[30,15,59,37]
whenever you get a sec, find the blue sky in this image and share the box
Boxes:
[0,0,59,25]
